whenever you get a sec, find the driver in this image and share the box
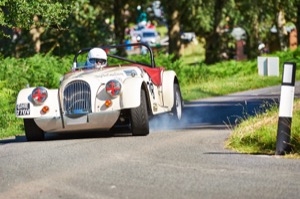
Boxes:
[86,47,107,69]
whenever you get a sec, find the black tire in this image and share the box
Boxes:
[130,89,149,136]
[171,84,183,121]
[24,119,45,141]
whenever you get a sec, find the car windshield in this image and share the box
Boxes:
[143,32,156,37]
[74,52,91,69]
[76,62,94,69]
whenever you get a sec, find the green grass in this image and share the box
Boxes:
[180,41,205,65]
[181,74,281,101]
[225,100,300,158]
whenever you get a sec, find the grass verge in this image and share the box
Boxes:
[225,99,300,158]
[181,74,281,101]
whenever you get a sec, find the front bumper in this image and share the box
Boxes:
[34,111,120,133]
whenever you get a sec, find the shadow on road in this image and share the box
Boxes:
[0,129,132,144]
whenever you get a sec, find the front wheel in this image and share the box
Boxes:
[130,89,149,136]
[24,119,45,141]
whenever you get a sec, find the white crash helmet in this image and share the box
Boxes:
[87,48,107,68]
[258,43,265,51]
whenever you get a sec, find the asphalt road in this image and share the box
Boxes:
[1,83,300,199]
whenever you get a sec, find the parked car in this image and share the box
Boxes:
[131,28,160,46]
[181,32,196,42]
[15,43,183,141]
[140,29,160,45]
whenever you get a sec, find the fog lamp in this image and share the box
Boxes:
[105,99,112,107]
[41,106,49,114]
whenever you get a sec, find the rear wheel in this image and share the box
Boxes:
[130,89,149,136]
[171,84,183,121]
[24,119,45,141]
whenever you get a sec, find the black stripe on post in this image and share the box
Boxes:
[275,62,296,155]
[276,117,292,155]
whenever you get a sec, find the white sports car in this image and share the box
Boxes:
[15,43,183,141]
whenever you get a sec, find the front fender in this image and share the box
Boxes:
[16,87,60,118]
[121,78,143,108]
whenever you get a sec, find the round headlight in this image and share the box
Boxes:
[32,87,48,105]
[106,80,122,97]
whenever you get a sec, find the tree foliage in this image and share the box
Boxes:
[1,0,300,64]
[0,0,72,56]
[0,0,71,29]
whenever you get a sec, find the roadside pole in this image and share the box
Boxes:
[275,62,296,155]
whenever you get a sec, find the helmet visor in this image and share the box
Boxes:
[89,58,106,65]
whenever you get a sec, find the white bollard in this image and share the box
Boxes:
[275,62,296,155]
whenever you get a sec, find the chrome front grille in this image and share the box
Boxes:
[63,80,91,115]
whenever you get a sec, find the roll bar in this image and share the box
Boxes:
[72,43,156,69]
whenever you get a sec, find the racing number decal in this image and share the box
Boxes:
[16,103,30,116]
[147,81,155,99]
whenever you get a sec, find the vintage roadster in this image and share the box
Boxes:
[15,43,183,141]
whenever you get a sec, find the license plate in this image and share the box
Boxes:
[16,103,30,116]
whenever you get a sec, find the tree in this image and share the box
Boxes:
[232,0,265,59]
[233,0,297,57]
[0,0,72,56]
[2,0,300,61]
[160,0,182,60]
[0,0,153,57]
[179,0,234,64]
[45,0,113,56]
[203,0,229,64]
[97,0,152,55]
